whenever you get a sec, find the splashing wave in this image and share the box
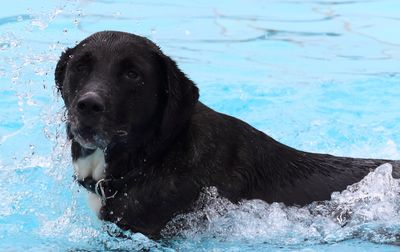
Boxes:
[163,163,400,245]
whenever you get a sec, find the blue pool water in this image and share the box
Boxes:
[1,0,400,251]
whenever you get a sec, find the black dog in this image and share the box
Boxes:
[55,31,399,237]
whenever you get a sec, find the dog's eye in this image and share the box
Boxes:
[125,70,140,80]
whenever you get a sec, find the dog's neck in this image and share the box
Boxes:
[69,114,191,205]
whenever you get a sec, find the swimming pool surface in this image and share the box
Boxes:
[1,0,400,251]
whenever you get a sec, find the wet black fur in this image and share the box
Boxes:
[55,31,399,237]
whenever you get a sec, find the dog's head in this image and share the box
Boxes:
[55,31,199,150]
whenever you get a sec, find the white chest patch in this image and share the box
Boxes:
[73,148,106,181]
[87,192,103,217]
[73,148,106,216]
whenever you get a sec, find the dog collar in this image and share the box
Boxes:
[76,176,118,205]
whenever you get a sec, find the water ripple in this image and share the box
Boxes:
[0,14,31,26]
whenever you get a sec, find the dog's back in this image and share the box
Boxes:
[187,102,399,205]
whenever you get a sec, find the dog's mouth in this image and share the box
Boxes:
[69,120,130,150]
[70,125,109,150]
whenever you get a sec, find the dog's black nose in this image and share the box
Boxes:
[77,92,105,116]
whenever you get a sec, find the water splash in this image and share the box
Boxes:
[163,164,400,245]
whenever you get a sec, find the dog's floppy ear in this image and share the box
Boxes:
[159,54,199,141]
[55,47,74,93]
